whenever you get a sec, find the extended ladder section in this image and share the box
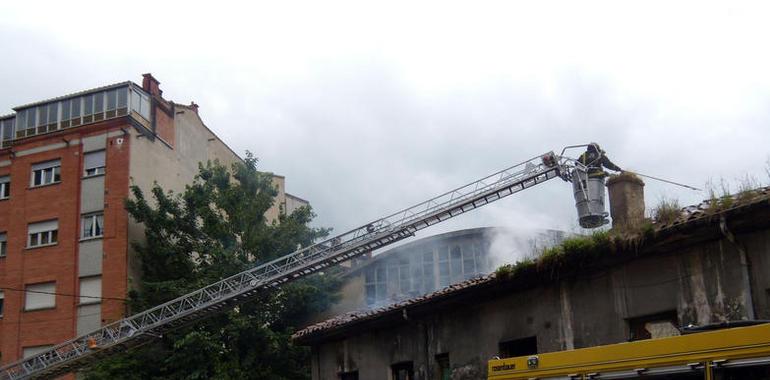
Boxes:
[0,151,574,380]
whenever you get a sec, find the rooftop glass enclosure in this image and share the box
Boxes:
[0,83,151,148]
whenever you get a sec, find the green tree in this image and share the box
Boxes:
[85,153,340,379]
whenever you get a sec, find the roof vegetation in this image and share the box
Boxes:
[495,229,637,279]
[651,197,681,224]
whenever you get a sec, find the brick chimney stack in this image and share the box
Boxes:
[142,73,162,97]
[606,173,646,231]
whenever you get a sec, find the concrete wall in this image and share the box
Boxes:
[309,229,770,380]
[286,193,310,215]
[265,176,286,224]
[126,106,243,293]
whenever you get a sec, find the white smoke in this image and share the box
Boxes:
[485,227,567,270]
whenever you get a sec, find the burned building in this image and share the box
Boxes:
[318,227,567,320]
[293,177,770,380]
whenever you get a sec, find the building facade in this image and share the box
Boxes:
[320,227,566,320]
[0,74,307,366]
[294,181,770,380]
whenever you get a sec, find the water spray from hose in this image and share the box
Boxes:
[622,170,701,191]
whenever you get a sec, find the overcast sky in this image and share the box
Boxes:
[1,1,769,240]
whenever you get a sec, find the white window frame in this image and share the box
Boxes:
[83,150,106,177]
[31,160,61,187]
[28,220,58,248]
[24,282,56,311]
[0,290,4,317]
[364,266,387,306]
[0,232,6,257]
[0,175,8,199]
[81,213,104,239]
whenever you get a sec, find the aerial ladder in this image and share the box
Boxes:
[0,145,610,379]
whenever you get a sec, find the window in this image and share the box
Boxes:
[450,245,464,282]
[0,232,6,257]
[628,310,679,341]
[498,336,538,359]
[339,371,358,380]
[61,99,71,121]
[26,108,35,129]
[1,118,14,147]
[421,251,435,293]
[131,88,151,120]
[28,220,58,248]
[398,257,411,294]
[71,97,82,126]
[106,89,117,111]
[22,345,53,359]
[47,103,58,127]
[436,353,450,380]
[36,106,48,128]
[81,213,104,239]
[82,94,93,123]
[391,362,414,380]
[0,175,9,199]
[79,276,101,305]
[713,359,770,379]
[84,150,105,177]
[0,291,4,317]
[95,92,104,112]
[24,282,56,311]
[31,159,61,187]
[438,246,450,287]
[364,265,387,305]
[117,87,128,116]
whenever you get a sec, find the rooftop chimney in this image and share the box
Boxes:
[142,73,162,97]
[190,101,199,113]
[606,173,645,232]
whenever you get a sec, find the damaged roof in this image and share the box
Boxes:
[293,185,770,344]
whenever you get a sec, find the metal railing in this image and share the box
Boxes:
[0,151,574,380]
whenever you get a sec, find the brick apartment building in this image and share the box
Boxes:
[0,74,307,366]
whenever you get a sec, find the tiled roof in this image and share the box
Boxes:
[293,274,495,341]
[653,186,770,230]
[293,185,770,342]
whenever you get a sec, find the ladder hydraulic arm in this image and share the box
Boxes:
[0,150,582,380]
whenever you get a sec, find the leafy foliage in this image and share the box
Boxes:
[85,153,339,380]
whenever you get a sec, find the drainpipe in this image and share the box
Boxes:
[719,215,757,320]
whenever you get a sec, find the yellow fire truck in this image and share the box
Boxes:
[488,323,770,380]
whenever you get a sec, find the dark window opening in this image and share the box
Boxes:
[436,353,450,380]
[764,288,770,319]
[714,363,770,380]
[628,310,679,341]
[338,370,358,380]
[391,361,414,380]
[498,336,537,358]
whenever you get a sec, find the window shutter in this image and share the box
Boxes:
[25,282,56,310]
[0,176,8,184]
[31,159,60,171]
[79,276,101,304]
[23,345,54,359]
[29,220,58,234]
[84,151,105,170]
